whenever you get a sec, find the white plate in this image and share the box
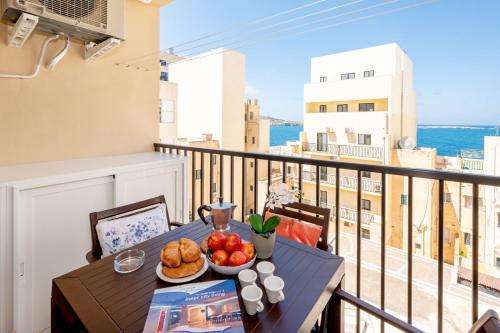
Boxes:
[156,254,208,284]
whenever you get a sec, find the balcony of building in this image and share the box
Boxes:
[302,142,385,160]
[302,169,382,195]
[301,198,377,225]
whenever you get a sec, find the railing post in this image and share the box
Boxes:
[328,278,345,333]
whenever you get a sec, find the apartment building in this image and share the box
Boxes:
[299,43,417,251]
[159,50,270,217]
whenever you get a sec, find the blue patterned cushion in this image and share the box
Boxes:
[96,203,168,257]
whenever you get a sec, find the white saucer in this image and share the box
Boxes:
[156,254,208,284]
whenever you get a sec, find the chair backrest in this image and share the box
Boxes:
[89,195,170,260]
[469,310,500,333]
[263,201,330,251]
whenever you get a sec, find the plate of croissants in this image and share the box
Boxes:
[156,238,208,283]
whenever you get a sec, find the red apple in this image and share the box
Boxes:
[240,243,255,261]
[208,232,226,252]
[211,249,229,266]
[224,233,242,254]
[228,251,247,266]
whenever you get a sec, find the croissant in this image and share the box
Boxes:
[179,238,201,263]
[160,241,181,268]
[162,257,204,278]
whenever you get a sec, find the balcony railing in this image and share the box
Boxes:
[463,158,484,171]
[302,142,384,160]
[154,143,500,333]
[302,170,382,194]
[302,199,375,225]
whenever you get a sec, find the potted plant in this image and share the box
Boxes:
[249,183,299,259]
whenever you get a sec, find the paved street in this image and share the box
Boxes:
[332,232,500,332]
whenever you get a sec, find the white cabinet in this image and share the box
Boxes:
[0,153,187,333]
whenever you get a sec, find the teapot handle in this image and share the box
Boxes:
[197,205,212,224]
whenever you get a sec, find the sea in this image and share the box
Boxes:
[270,125,500,159]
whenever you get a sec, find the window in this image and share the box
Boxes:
[358,134,371,145]
[415,243,422,249]
[287,166,292,174]
[497,212,500,227]
[195,169,202,180]
[401,194,408,206]
[361,199,371,211]
[319,104,327,113]
[464,195,473,208]
[317,133,328,152]
[464,232,471,245]
[341,73,355,80]
[250,112,254,120]
[364,70,374,78]
[320,76,327,82]
[250,162,254,168]
[319,166,328,181]
[252,137,256,144]
[361,171,371,178]
[320,190,328,206]
[344,221,351,227]
[245,136,247,143]
[212,183,217,193]
[465,195,483,208]
[212,155,217,165]
[160,71,168,81]
[337,104,348,112]
[359,103,375,112]
[159,99,175,123]
[444,192,452,203]
[250,185,254,191]
[444,228,451,243]
[361,228,370,239]
[160,59,167,66]
[496,257,500,268]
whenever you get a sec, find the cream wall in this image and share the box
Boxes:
[0,0,169,166]
[159,80,178,144]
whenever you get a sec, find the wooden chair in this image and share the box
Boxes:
[263,201,331,252]
[86,195,182,263]
[264,201,331,333]
[469,310,500,333]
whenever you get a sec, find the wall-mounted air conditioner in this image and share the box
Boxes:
[1,0,126,43]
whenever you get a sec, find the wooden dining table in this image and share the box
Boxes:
[51,220,345,333]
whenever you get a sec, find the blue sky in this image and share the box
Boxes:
[160,0,500,125]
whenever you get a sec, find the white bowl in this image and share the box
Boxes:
[208,253,256,275]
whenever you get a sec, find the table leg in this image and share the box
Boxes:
[327,276,345,333]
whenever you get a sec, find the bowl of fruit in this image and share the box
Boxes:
[206,232,256,275]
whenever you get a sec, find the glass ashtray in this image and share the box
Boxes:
[114,249,145,274]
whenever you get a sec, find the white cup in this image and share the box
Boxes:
[256,261,275,284]
[263,275,285,304]
[238,269,258,288]
[241,285,264,315]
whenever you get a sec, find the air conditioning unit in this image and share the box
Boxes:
[1,0,126,43]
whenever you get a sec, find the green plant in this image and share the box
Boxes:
[249,214,281,236]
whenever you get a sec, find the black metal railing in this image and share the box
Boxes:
[154,143,500,333]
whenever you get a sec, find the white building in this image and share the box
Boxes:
[484,136,500,268]
[168,48,246,151]
[302,43,416,163]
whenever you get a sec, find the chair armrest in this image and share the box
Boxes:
[170,221,184,227]
[85,251,99,263]
[469,309,499,333]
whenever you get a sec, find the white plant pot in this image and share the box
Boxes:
[251,230,276,259]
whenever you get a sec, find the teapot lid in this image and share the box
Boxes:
[209,196,235,210]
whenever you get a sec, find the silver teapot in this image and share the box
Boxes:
[197,197,236,233]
